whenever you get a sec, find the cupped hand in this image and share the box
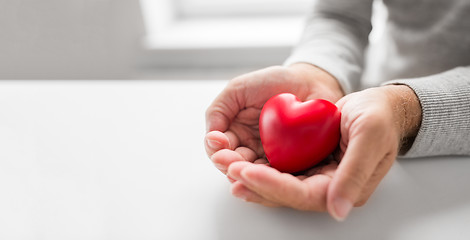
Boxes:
[205,63,344,174]
[225,85,422,221]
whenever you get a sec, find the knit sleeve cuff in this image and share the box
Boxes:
[383,67,470,158]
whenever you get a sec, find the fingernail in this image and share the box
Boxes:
[214,163,227,172]
[331,197,353,222]
[207,139,222,149]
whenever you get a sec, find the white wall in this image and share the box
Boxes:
[0,0,145,79]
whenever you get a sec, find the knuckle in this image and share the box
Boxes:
[296,187,327,212]
[349,113,387,136]
[361,113,386,129]
[259,65,292,82]
[205,107,216,123]
[294,193,313,211]
[229,75,245,86]
[292,198,315,211]
[346,170,369,191]
[297,200,326,212]
[205,105,220,119]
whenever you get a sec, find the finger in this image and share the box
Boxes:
[205,131,230,157]
[226,161,254,179]
[234,146,258,162]
[228,162,320,211]
[205,84,245,133]
[300,174,334,211]
[290,162,338,211]
[211,145,257,175]
[224,130,240,150]
[326,133,385,221]
[211,149,245,174]
[318,162,338,178]
[253,158,269,164]
[231,181,281,207]
[355,153,396,206]
[206,108,231,133]
[205,130,240,157]
[227,175,236,183]
[334,93,352,110]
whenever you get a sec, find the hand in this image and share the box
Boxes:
[205,63,343,175]
[226,85,422,221]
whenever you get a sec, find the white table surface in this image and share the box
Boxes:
[0,80,469,240]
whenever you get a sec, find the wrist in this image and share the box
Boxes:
[288,63,345,102]
[382,85,422,152]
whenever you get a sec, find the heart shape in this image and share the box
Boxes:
[259,93,341,173]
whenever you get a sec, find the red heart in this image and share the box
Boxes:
[259,93,341,173]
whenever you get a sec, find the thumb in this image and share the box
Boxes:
[205,85,245,133]
[326,134,382,221]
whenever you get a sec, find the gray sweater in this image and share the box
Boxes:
[285,0,470,158]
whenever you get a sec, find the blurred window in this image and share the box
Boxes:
[139,0,311,69]
[176,0,311,18]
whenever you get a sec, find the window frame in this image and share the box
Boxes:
[138,0,306,68]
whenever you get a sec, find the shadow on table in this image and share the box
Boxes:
[213,156,470,240]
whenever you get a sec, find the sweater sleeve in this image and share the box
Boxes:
[284,0,374,94]
[383,67,470,158]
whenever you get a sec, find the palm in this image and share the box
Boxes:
[228,107,264,157]
[219,66,334,162]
